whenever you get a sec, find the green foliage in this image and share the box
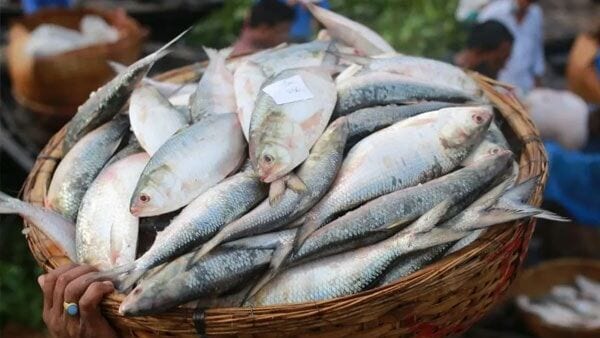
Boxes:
[188,0,253,48]
[329,0,465,58]
[187,0,465,58]
[0,216,44,330]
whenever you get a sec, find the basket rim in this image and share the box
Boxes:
[20,69,548,336]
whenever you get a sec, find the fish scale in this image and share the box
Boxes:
[119,247,273,316]
[246,228,467,306]
[291,150,510,265]
[334,72,476,117]
[296,106,492,247]
[112,168,267,292]
[47,116,128,222]
[190,118,349,260]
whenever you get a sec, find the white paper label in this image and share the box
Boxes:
[262,75,314,105]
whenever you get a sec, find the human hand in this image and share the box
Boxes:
[38,264,118,338]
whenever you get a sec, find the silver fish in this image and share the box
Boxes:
[76,153,150,271]
[119,247,273,316]
[0,191,76,261]
[377,244,451,286]
[291,150,511,265]
[345,54,482,97]
[189,47,236,122]
[104,136,145,168]
[130,112,246,217]
[47,116,128,222]
[113,168,267,291]
[249,68,337,183]
[234,41,337,141]
[441,176,569,232]
[191,118,348,261]
[334,72,476,117]
[129,86,189,156]
[245,227,467,306]
[296,106,492,247]
[346,101,457,141]
[445,229,485,255]
[63,28,190,152]
[305,3,395,56]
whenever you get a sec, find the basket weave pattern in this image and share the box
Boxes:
[21,71,547,337]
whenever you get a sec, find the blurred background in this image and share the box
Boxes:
[1,0,599,336]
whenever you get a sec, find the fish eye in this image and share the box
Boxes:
[140,194,151,203]
[473,114,484,124]
[262,154,274,164]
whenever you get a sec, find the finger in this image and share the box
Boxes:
[79,281,114,322]
[63,271,102,310]
[38,264,77,312]
[51,265,97,316]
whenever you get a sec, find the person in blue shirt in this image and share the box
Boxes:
[22,0,73,14]
[286,0,330,42]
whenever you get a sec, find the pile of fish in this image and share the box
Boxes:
[517,275,600,329]
[0,4,568,316]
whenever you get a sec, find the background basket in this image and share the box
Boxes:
[6,7,147,120]
[21,69,547,337]
[509,258,600,338]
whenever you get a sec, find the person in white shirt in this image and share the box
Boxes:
[478,0,545,94]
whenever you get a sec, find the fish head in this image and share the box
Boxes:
[119,283,158,316]
[461,140,506,166]
[129,178,169,217]
[439,106,493,148]
[255,142,294,183]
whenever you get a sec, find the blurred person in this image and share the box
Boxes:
[455,0,492,24]
[231,0,295,56]
[285,0,330,42]
[37,264,118,338]
[478,0,545,94]
[566,22,600,105]
[453,20,514,79]
[525,88,590,150]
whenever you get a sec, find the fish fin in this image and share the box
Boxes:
[185,234,223,270]
[107,60,127,74]
[292,217,319,253]
[396,199,453,232]
[202,46,219,60]
[268,178,286,207]
[473,177,515,211]
[218,47,234,59]
[331,51,371,66]
[474,208,540,227]
[90,262,139,292]
[143,26,193,63]
[0,191,20,213]
[503,176,540,204]
[246,242,293,300]
[285,174,307,194]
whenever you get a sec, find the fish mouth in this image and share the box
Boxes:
[129,205,142,217]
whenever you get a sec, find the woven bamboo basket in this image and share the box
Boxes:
[21,68,548,337]
[510,258,600,338]
[6,7,147,119]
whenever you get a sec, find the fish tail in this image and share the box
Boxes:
[185,235,223,270]
[107,60,127,74]
[246,242,293,299]
[0,191,21,214]
[504,176,540,203]
[514,205,571,222]
[202,46,219,60]
[146,26,193,62]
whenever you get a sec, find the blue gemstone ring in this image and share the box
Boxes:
[63,302,79,316]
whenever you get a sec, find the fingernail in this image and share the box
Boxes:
[37,275,45,288]
[103,281,114,288]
